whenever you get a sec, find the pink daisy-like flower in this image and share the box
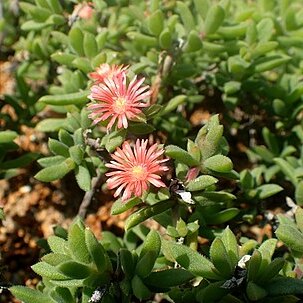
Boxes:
[87,73,151,130]
[89,63,128,84]
[105,139,169,201]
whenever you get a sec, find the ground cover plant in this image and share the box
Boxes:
[1,0,303,302]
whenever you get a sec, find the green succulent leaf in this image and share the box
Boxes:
[210,238,233,278]
[265,277,303,296]
[132,275,152,300]
[258,258,285,283]
[38,90,89,106]
[120,249,135,278]
[68,27,84,56]
[295,207,303,233]
[275,224,303,253]
[247,250,262,282]
[31,262,68,280]
[136,230,161,278]
[10,286,56,303]
[58,261,91,279]
[125,200,175,230]
[68,219,91,264]
[204,4,225,35]
[35,158,76,182]
[148,9,164,36]
[246,281,268,301]
[85,228,108,272]
[144,268,194,288]
[162,241,221,279]
[204,208,240,224]
[0,130,18,143]
[177,1,196,32]
[165,145,200,166]
[162,95,187,115]
[75,165,91,191]
[111,197,142,215]
[255,184,283,199]
[204,155,233,173]
[295,181,303,206]
[48,236,68,254]
[221,226,239,269]
[187,175,218,191]
[36,119,66,132]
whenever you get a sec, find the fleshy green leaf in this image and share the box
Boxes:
[125,200,175,230]
[84,32,98,58]
[295,181,303,206]
[246,281,267,301]
[184,30,203,52]
[111,197,142,215]
[36,118,66,132]
[275,225,303,253]
[210,238,233,278]
[144,268,194,288]
[102,129,126,153]
[120,249,135,278]
[10,286,56,303]
[68,27,84,56]
[258,258,285,282]
[258,238,277,263]
[0,130,18,143]
[58,129,74,147]
[255,184,283,199]
[48,236,68,254]
[166,145,200,166]
[274,157,297,185]
[177,1,196,32]
[204,208,240,224]
[136,230,161,278]
[0,153,39,169]
[187,175,218,191]
[75,165,91,191]
[204,155,233,173]
[69,145,84,165]
[37,156,65,167]
[148,9,164,36]
[68,219,91,263]
[247,250,262,282]
[265,277,303,295]
[162,241,221,279]
[161,95,187,115]
[58,261,91,279]
[48,138,69,157]
[295,207,303,233]
[221,226,239,269]
[35,158,76,182]
[31,262,68,280]
[85,228,108,272]
[204,4,225,35]
[41,253,70,266]
[38,90,89,106]
[131,275,152,300]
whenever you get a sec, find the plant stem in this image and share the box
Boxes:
[78,171,103,219]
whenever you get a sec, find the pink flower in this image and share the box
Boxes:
[87,73,151,130]
[89,64,128,84]
[106,139,169,201]
[73,2,94,20]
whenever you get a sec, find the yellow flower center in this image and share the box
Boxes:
[114,97,127,113]
[132,165,146,180]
